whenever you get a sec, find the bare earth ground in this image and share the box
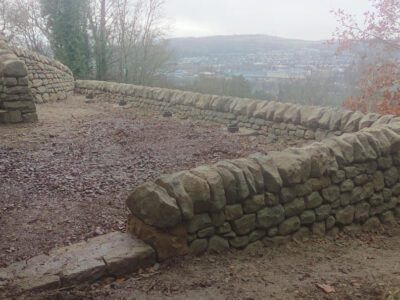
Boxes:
[1,96,399,300]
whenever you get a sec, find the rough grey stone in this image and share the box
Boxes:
[229,236,249,249]
[281,187,296,203]
[350,186,368,204]
[191,166,227,212]
[344,167,360,179]
[264,192,280,206]
[354,174,369,186]
[312,222,326,237]
[326,216,336,230]
[315,204,332,221]
[322,185,340,203]
[225,204,243,221]
[189,239,208,255]
[188,214,212,233]
[336,206,355,226]
[340,179,354,192]
[216,161,249,202]
[217,222,231,234]
[293,227,311,243]
[211,211,225,226]
[395,206,400,219]
[177,171,211,213]
[284,198,305,217]
[294,183,312,197]
[380,211,396,224]
[232,214,256,236]
[278,217,301,235]
[300,210,316,225]
[197,227,215,238]
[369,193,384,206]
[378,156,393,169]
[215,166,238,204]
[257,205,285,229]
[243,194,265,213]
[208,236,229,253]
[331,170,346,183]
[248,154,283,193]
[392,183,400,196]
[307,177,330,191]
[384,167,399,187]
[354,202,371,222]
[372,171,385,191]
[305,192,323,209]
[383,188,392,201]
[127,182,182,228]
[362,217,381,231]
[267,227,278,237]
[249,229,267,242]
[156,175,194,220]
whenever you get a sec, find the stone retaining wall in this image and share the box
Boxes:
[12,47,74,103]
[0,34,37,123]
[75,80,400,141]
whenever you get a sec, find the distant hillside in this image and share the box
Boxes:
[168,34,326,57]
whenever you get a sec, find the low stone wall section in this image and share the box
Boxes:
[127,124,400,260]
[75,80,400,141]
[12,47,74,103]
[0,34,37,123]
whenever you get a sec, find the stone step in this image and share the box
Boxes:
[0,232,155,293]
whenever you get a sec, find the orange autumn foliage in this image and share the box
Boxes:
[333,0,400,116]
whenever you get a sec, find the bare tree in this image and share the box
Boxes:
[88,0,172,85]
[0,0,50,55]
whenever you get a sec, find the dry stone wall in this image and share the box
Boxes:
[0,34,37,123]
[12,47,74,103]
[75,80,400,141]
[74,80,400,261]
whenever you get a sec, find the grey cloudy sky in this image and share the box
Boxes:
[164,0,372,40]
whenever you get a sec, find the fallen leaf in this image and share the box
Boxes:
[316,284,336,294]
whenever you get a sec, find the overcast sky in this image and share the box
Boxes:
[164,0,372,40]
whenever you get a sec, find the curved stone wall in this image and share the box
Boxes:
[74,80,400,261]
[12,47,74,103]
[0,34,37,123]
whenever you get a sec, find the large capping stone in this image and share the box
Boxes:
[230,158,264,194]
[268,149,311,185]
[190,166,227,212]
[215,160,250,202]
[126,182,182,228]
[155,174,194,220]
[248,153,283,193]
[175,171,211,213]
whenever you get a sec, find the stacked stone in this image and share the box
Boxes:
[12,47,74,103]
[126,124,400,260]
[0,36,37,123]
[75,80,400,142]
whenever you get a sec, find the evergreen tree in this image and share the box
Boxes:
[40,0,91,79]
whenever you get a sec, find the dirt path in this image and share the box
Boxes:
[0,96,308,268]
[24,225,400,300]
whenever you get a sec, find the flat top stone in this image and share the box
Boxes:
[0,232,155,292]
